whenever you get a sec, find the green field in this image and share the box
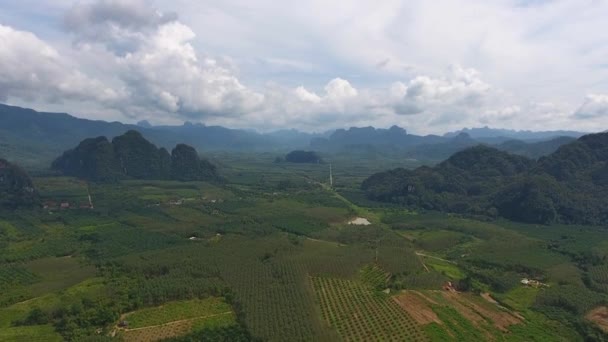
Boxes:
[0,153,607,341]
[117,298,236,341]
[313,276,427,341]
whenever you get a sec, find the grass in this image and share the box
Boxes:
[498,286,540,311]
[0,324,63,342]
[425,258,465,280]
[121,314,236,342]
[25,256,96,296]
[2,155,608,341]
[124,297,233,329]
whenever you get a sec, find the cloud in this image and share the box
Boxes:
[61,0,265,119]
[480,106,522,124]
[390,65,491,115]
[294,86,321,103]
[574,94,608,119]
[0,24,122,104]
[64,0,177,54]
[1,0,607,134]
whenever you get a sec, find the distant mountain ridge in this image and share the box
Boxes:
[444,126,586,141]
[0,104,320,168]
[0,103,594,168]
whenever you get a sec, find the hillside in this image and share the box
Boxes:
[496,136,577,159]
[362,132,608,225]
[52,131,218,183]
[0,159,39,208]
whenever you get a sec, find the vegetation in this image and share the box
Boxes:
[0,158,39,208]
[283,150,323,164]
[1,125,607,341]
[52,131,218,183]
[312,276,427,341]
[363,132,608,225]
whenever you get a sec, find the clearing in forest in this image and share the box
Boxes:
[116,297,236,342]
[348,217,371,225]
[312,276,427,341]
[393,290,523,340]
[586,306,608,333]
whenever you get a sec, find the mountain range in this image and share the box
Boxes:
[0,103,591,169]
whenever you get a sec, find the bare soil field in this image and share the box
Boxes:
[586,306,608,333]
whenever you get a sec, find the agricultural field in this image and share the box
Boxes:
[1,154,608,341]
[116,298,236,342]
[312,276,427,341]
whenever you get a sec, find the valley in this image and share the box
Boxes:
[2,146,608,341]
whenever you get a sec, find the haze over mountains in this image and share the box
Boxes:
[0,103,592,169]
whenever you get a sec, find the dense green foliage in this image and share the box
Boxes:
[112,130,172,180]
[283,150,323,163]
[0,159,39,208]
[363,133,608,224]
[2,141,608,341]
[171,144,219,181]
[52,131,218,183]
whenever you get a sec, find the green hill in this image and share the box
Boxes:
[0,159,39,208]
[52,131,218,183]
[362,132,608,225]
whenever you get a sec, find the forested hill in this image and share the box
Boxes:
[52,130,218,183]
[0,158,39,208]
[362,132,608,225]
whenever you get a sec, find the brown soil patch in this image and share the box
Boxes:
[440,292,488,327]
[586,306,608,333]
[412,290,439,305]
[393,291,442,325]
[481,292,498,304]
[442,292,521,332]
[393,290,523,339]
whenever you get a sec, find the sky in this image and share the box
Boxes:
[0,0,607,134]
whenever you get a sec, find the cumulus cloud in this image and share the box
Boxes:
[1,0,606,133]
[0,24,122,104]
[574,94,608,119]
[390,65,491,115]
[60,0,265,119]
[64,0,177,54]
[480,106,521,124]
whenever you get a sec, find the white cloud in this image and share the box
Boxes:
[574,94,608,119]
[481,106,522,124]
[0,0,607,134]
[0,24,122,104]
[294,86,321,103]
[64,0,178,54]
[389,65,491,116]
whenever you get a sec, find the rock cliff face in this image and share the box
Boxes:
[0,159,39,208]
[52,130,218,182]
[170,144,218,182]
